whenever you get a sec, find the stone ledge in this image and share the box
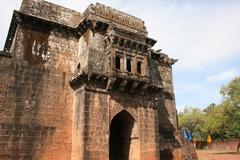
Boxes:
[69,72,165,96]
[0,51,12,58]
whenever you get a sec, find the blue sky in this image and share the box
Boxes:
[1,0,240,111]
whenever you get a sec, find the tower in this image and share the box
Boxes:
[0,0,182,159]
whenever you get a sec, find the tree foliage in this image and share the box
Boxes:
[220,77,240,138]
[178,107,205,140]
[178,77,240,141]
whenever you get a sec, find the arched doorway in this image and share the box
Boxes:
[109,110,135,160]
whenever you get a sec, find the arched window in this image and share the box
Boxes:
[127,59,131,72]
[115,56,121,70]
[137,61,142,74]
[77,63,81,70]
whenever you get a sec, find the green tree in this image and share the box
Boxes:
[220,77,240,138]
[202,104,226,140]
[178,76,240,141]
[178,107,205,140]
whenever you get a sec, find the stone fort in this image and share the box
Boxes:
[0,0,185,159]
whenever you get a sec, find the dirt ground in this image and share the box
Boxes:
[197,150,240,160]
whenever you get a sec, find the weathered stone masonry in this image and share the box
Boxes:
[0,0,182,159]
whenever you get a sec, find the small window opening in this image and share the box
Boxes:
[137,61,142,74]
[137,44,142,51]
[126,41,131,48]
[119,39,124,47]
[115,56,121,70]
[127,59,131,72]
[131,43,137,50]
[77,63,81,69]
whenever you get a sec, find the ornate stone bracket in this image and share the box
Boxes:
[104,34,150,53]
[151,50,178,66]
[130,81,139,93]
[106,77,117,91]
[69,72,165,95]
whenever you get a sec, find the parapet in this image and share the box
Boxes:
[20,0,82,27]
[83,3,147,35]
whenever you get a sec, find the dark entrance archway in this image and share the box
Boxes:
[109,110,135,160]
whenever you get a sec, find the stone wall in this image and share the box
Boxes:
[0,17,79,159]
[72,89,110,159]
[210,139,240,152]
[82,90,109,159]
[87,31,109,75]
[202,139,240,152]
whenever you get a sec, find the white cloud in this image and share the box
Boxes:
[144,1,240,71]
[206,70,239,82]
[176,105,187,112]
[175,84,204,94]
[1,0,240,71]
[175,83,222,111]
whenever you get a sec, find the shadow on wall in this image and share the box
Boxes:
[158,94,181,160]
[160,148,174,160]
[108,88,182,160]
